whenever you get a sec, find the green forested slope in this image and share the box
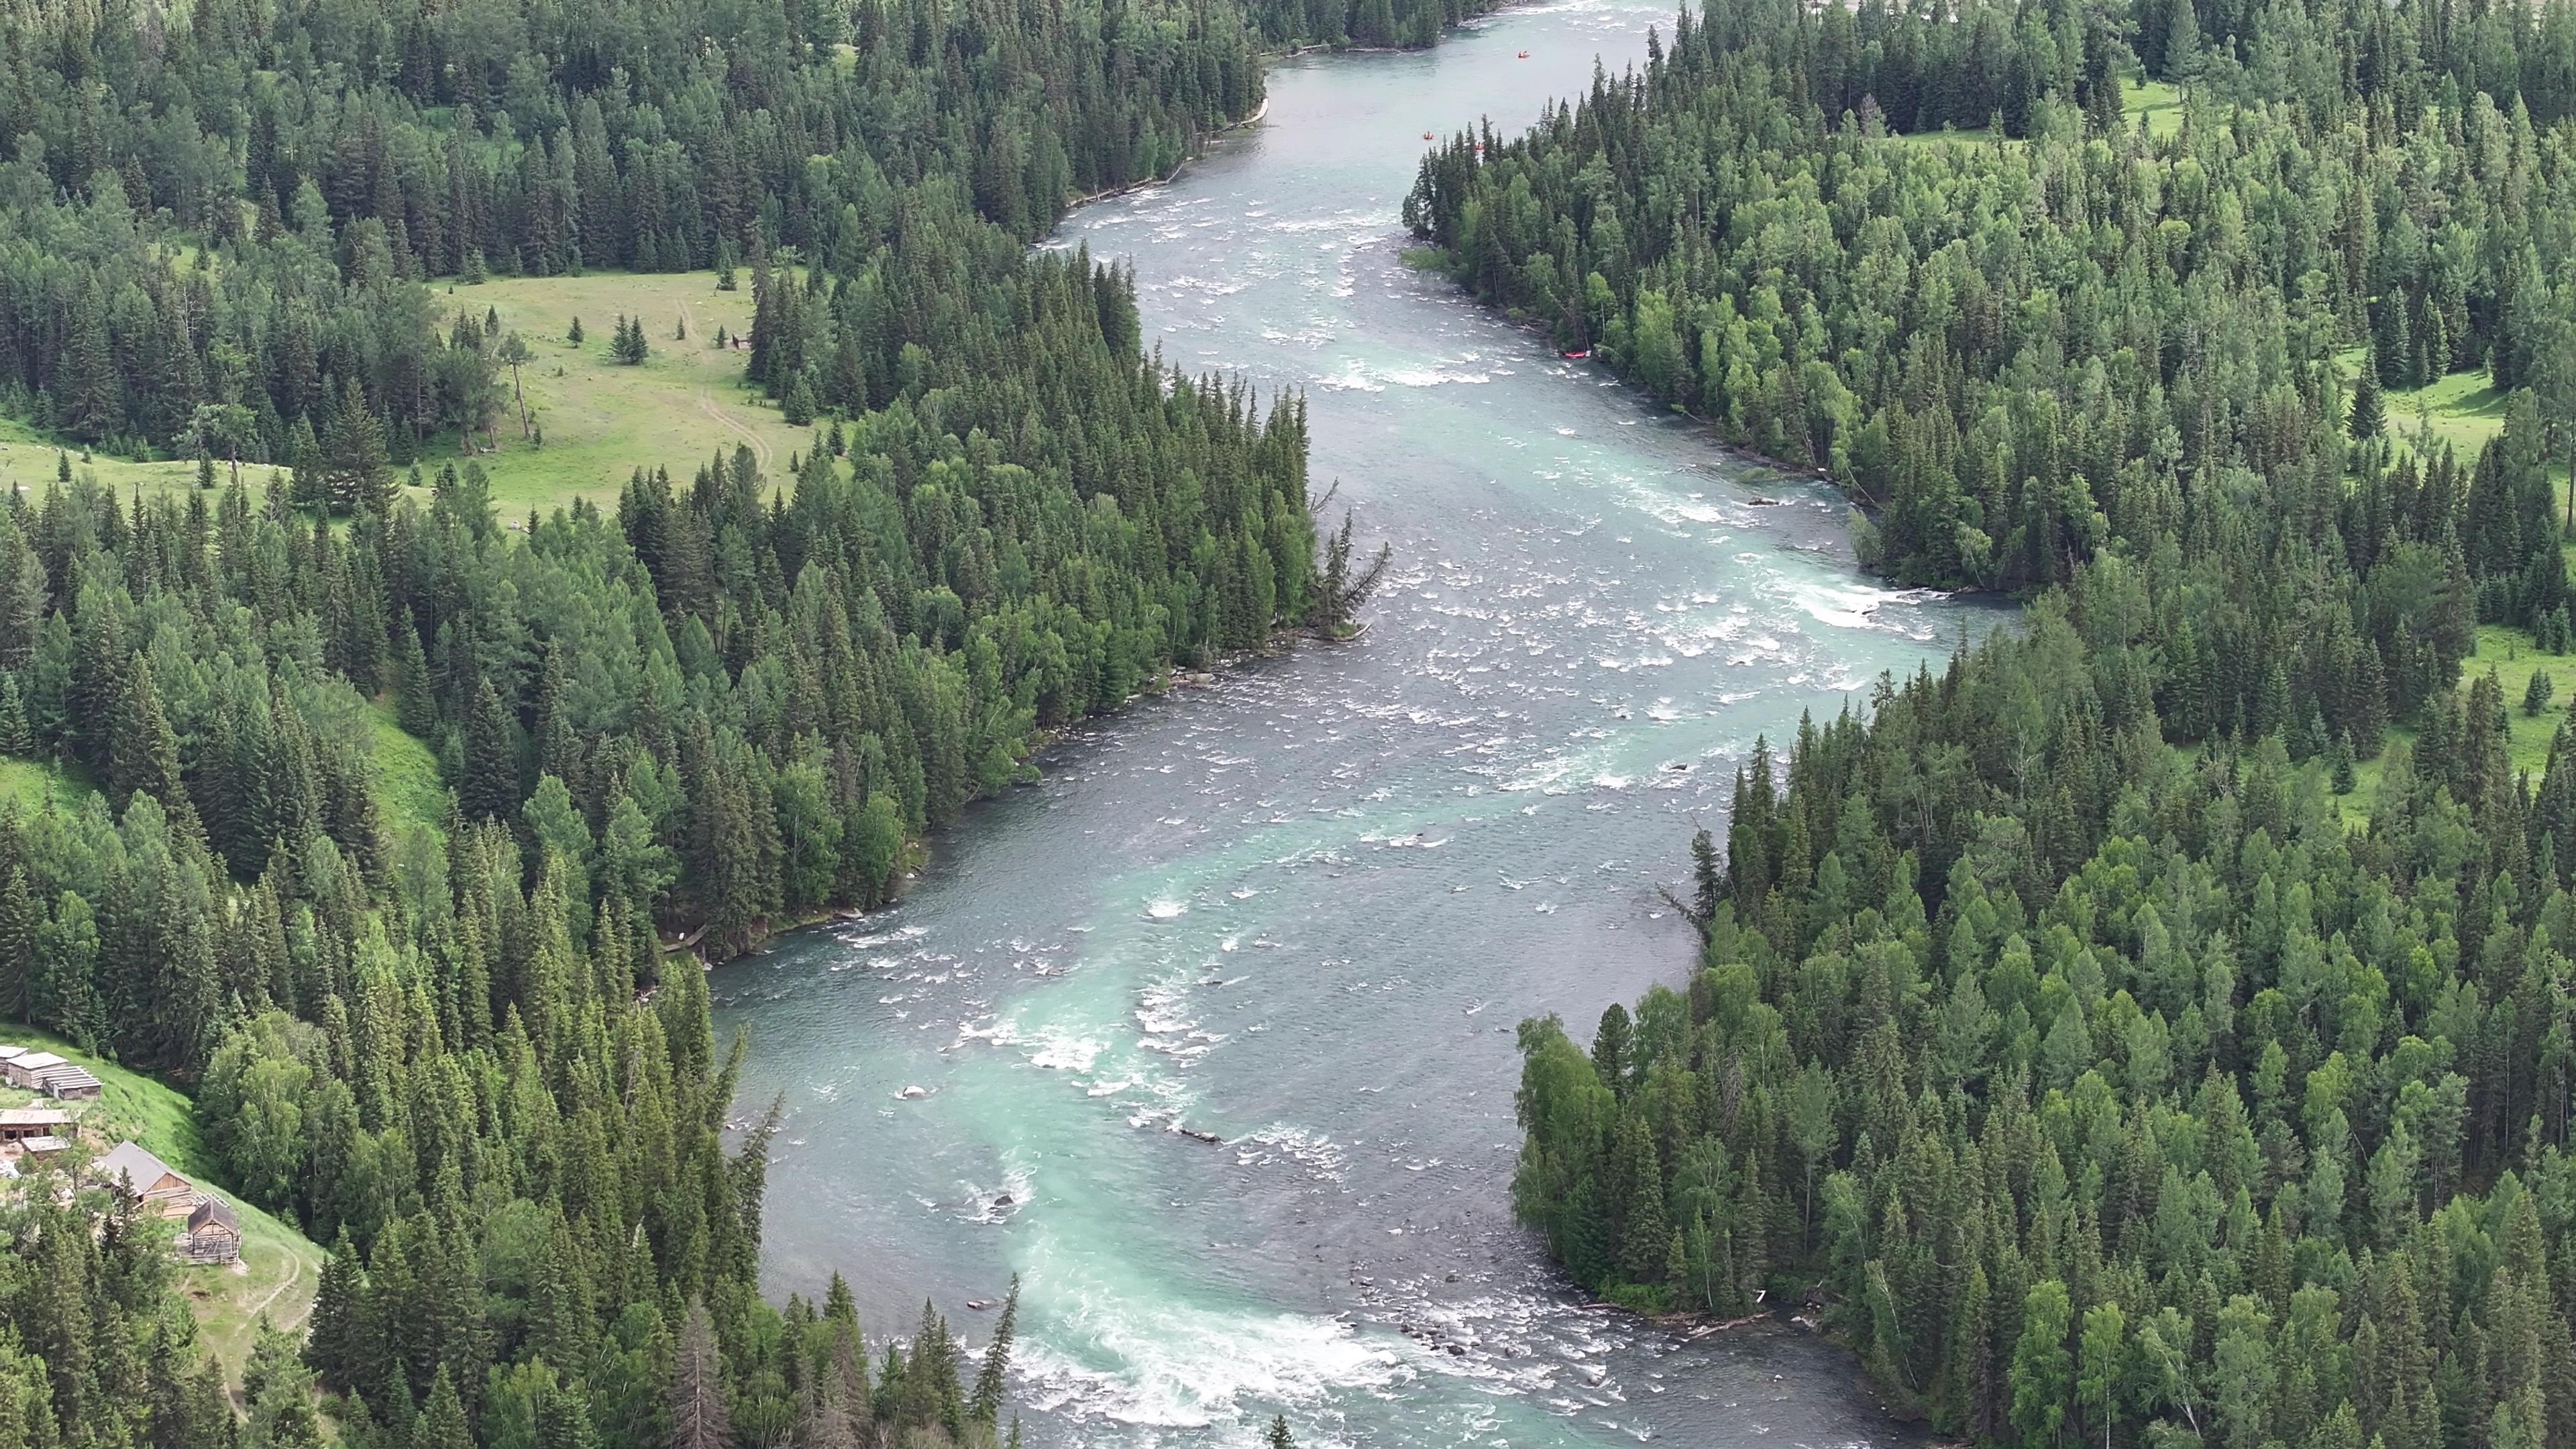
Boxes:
[0,0,1318,1438]
[1480,1,2576,1446]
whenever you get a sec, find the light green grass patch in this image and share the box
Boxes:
[0,417,231,507]
[2459,623,2576,782]
[0,269,815,521]
[0,1026,325,1385]
[1886,121,2012,149]
[368,698,449,840]
[2126,78,2185,138]
[0,755,99,814]
[2335,350,2570,509]
[2328,622,2576,826]
[437,269,815,517]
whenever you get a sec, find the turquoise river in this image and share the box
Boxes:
[713,5,1990,1444]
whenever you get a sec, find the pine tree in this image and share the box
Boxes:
[0,865,34,1022]
[416,1367,472,1449]
[321,378,394,516]
[306,1233,366,1390]
[2351,364,2386,441]
[969,1276,1018,1425]
[1267,1414,1295,1449]
[108,653,189,822]
[394,610,437,734]
[2377,296,2414,387]
[0,673,32,756]
[460,676,519,822]
[672,1301,731,1449]
[2527,669,2557,716]
[568,316,586,345]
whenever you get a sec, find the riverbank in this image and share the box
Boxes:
[1061,95,1274,212]
[1399,240,1873,512]
[682,625,1322,963]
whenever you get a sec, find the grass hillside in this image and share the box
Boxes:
[0,1026,325,1387]
[0,268,814,520]
[367,697,451,840]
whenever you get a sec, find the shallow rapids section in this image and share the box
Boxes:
[712,3,1992,1443]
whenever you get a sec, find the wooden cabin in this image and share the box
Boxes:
[95,1142,197,1218]
[0,1107,71,1145]
[0,1051,64,1089]
[179,1197,240,1265]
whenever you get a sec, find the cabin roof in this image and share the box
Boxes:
[187,1197,238,1234]
[95,1141,186,1194]
[0,1108,70,1126]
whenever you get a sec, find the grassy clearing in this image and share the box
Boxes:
[1887,120,2012,149]
[0,417,240,506]
[2127,78,2186,138]
[2320,623,2576,825]
[0,754,99,814]
[2380,366,2520,465]
[0,268,816,520]
[2333,351,2576,536]
[368,697,450,839]
[1886,74,2180,150]
[435,268,814,517]
[0,1026,325,1385]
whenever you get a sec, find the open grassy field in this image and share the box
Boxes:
[2334,350,2575,534]
[2320,622,2576,824]
[0,1026,325,1387]
[0,268,818,519]
[442,268,816,515]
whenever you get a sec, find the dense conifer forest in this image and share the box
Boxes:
[0,0,1383,1435]
[1477,0,2576,1444]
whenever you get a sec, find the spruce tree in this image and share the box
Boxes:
[306,1233,366,1389]
[0,865,34,1021]
[2376,295,2414,387]
[969,1276,1018,1424]
[2350,364,2385,441]
[460,676,519,822]
[108,653,187,818]
[0,673,32,755]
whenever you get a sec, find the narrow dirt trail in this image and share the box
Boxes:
[670,286,778,473]
[242,1235,309,1328]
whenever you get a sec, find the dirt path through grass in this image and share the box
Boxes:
[669,286,777,472]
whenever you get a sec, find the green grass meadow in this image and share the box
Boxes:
[0,268,818,520]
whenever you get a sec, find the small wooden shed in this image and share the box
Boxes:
[179,1197,241,1265]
